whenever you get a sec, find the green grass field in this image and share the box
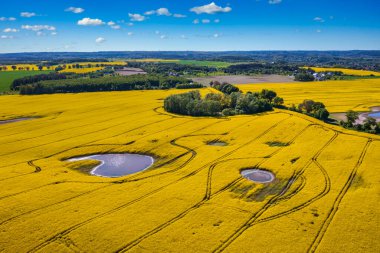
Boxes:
[0,71,51,92]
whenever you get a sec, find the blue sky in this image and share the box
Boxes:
[0,0,379,52]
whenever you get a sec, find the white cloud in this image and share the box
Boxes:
[0,35,14,39]
[173,14,186,18]
[3,28,19,33]
[65,7,85,14]
[144,10,156,15]
[214,19,220,23]
[107,21,121,30]
[156,8,171,16]
[110,25,121,30]
[213,33,221,38]
[36,31,44,36]
[0,17,16,21]
[51,32,57,36]
[20,12,36,18]
[128,32,133,36]
[22,25,56,31]
[202,19,211,24]
[145,8,171,16]
[193,19,200,24]
[78,18,105,26]
[314,17,325,23]
[129,13,146,22]
[190,2,232,14]
[160,35,167,39]
[95,37,106,43]
[127,22,134,26]
[269,0,282,4]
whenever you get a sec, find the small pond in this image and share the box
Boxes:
[368,111,380,119]
[241,169,275,183]
[207,141,228,146]
[68,153,154,177]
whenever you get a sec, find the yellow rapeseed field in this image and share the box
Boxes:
[305,67,380,76]
[237,78,380,112]
[1,61,126,73]
[0,84,379,252]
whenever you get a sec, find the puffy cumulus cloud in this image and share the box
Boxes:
[22,25,56,31]
[20,12,36,18]
[0,17,16,21]
[269,0,282,4]
[95,37,106,43]
[128,13,145,22]
[65,7,85,14]
[190,2,232,14]
[0,35,14,39]
[3,28,19,33]
[202,19,211,24]
[77,18,105,26]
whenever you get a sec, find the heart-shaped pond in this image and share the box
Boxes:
[68,153,154,178]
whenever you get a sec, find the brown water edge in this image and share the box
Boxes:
[241,169,275,183]
[0,117,34,125]
[67,153,154,178]
[330,106,380,124]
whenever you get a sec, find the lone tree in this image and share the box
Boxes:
[345,110,359,126]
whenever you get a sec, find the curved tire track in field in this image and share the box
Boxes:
[212,131,338,253]
[307,138,372,253]
[113,117,312,252]
[28,115,291,253]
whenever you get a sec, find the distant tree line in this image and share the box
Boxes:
[18,75,193,95]
[11,72,77,90]
[224,63,299,75]
[164,84,284,117]
[176,83,204,89]
[339,110,380,134]
[127,62,218,76]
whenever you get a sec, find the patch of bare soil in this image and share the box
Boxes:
[116,67,147,76]
[191,74,295,86]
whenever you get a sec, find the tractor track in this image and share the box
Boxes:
[307,138,372,253]
[27,114,291,253]
[211,131,339,253]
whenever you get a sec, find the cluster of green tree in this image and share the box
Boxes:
[224,63,299,75]
[210,81,240,94]
[127,62,218,75]
[294,72,315,82]
[339,111,380,134]
[10,72,81,90]
[176,83,204,89]
[164,88,284,117]
[289,100,330,121]
[18,75,192,95]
